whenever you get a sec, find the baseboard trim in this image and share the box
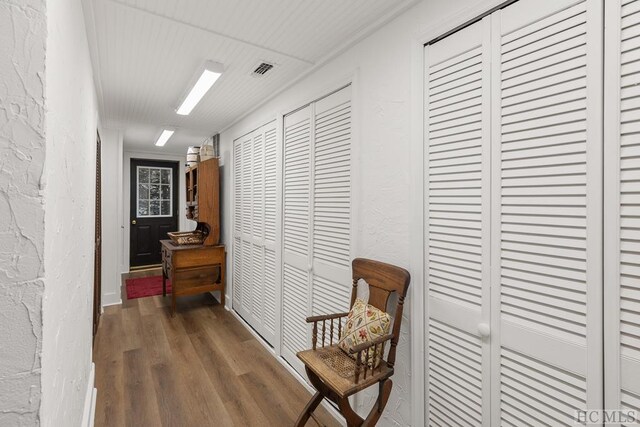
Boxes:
[81,363,97,427]
[102,299,122,308]
[229,309,346,426]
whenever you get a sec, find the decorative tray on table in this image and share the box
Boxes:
[167,231,205,246]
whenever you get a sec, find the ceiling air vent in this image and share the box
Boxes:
[251,61,275,77]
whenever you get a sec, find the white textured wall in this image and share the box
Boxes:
[41,0,99,424]
[0,0,47,425]
[219,0,481,424]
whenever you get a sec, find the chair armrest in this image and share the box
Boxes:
[308,312,350,350]
[306,312,349,323]
[348,334,394,354]
[350,333,394,384]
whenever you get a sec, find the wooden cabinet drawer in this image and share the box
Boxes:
[173,246,223,268]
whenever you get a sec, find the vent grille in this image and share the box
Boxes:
[252,62,274,76]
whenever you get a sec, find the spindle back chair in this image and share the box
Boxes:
[295,258,411,427]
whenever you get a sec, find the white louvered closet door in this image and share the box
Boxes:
[311,87,352,319]
[233,139,243,311]
[240,133,253,320]
[605,0,640,420]
[262,124,278,343]
[281,85,353,374]
[282,106,313,370]
[424,18,492,426]
[251,129,265,336]
[491,0,603,424]
[232,122,278,345]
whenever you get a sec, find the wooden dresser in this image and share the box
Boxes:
[161,240,225,315]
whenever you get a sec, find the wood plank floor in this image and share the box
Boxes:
[94,269,340,427]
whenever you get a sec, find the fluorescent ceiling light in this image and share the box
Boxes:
[176,62,224,115]
[155,129,174,147]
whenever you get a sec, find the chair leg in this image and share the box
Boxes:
[362,379,393,427]
[295,391,324,427]
[337,397,364,427]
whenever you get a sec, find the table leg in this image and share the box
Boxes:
[220,258,226,308]
[162,269,166,297]
[171,292,176,317]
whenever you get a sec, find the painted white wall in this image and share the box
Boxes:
[219,0,485,424]
[101,129,123,306]
[0,1,47,424]
[41,0,100,425]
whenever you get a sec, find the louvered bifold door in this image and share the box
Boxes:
[605,0,640,420]
[233,139,244,312]
[311,86,352,319]
[234,133,254,322]
[251,129,265,336]
[241,133,254,320]
[232,123,278,346]
[424,18,492,426]
[262,122,278,344]
[491,1,603,424]
[282,106,312,372]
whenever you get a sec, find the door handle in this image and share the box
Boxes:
[131,220,137,225]
[477,323,490,338]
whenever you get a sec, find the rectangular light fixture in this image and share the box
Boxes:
[176,61,224,115]
[155,129,175,147]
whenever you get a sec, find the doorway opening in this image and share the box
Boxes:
[129,159,179,269]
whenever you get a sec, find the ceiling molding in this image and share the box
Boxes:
[106,0,316,65]
[219,0,421,134]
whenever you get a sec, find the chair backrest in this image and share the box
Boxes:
[350,258,411,368]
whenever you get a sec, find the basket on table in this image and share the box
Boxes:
[167,231,205,245]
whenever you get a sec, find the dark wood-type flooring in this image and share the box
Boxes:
[93,268,339,426]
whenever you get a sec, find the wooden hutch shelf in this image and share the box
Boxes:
[185,158,220,245]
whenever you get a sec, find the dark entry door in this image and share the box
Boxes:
[130,159,179,268]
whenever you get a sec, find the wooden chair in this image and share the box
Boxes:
[295,258,411,427]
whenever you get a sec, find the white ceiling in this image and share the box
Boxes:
[83,0,415,154]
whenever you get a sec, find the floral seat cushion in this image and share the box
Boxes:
[338,298,391,368]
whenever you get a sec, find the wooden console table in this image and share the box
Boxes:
[161,240,225,316]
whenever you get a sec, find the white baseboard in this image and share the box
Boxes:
[102,299,122,307]
[102,291,122,307]
[229,309,346,426]
[81,363,97,427]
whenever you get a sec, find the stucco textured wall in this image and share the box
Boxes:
[41,0,99,424]
[0,0,47,425]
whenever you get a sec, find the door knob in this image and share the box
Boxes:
[131,220,137,225]
[477,323,490,338]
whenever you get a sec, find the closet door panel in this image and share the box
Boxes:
[425,17,492,426]
[312,87,352,317]
[263,125,278,339]
[491,0,603,424]
[251,130,265,329]
[233,140,243,311]
[605,0,640,419]
[281,87,353,374]
[240,135,253,317]
[282,106,312,369]
[232,122,277,346]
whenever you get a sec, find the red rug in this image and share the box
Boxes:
[125,275,171,299]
